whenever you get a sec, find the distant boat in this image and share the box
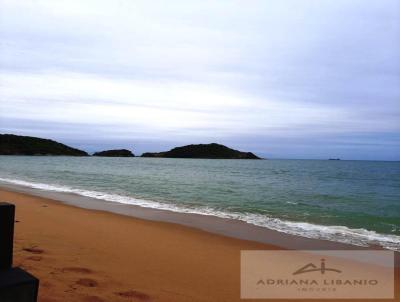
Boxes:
[329,158,341,160]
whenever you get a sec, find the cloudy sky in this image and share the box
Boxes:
[0,0,399,159]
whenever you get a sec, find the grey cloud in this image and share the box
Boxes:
[0,0,399,160]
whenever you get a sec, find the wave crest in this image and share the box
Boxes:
[0,177,399,251]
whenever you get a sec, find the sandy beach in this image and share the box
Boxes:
[1,188,398,302]
[1,0,399,300]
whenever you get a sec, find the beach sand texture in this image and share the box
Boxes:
[1,189,398,302]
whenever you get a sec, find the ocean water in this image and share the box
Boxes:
[0,156,399,250]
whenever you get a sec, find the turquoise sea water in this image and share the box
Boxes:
[0,156,399,250]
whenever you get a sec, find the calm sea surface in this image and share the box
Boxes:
[0,156,399,250]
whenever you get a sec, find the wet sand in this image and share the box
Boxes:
[1,188,398,302]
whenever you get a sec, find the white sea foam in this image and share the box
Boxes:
[1,177,399,251]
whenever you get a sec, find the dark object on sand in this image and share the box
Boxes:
[0,134,88,156]
[0,268,39,302]
[0,203,14,270]
[141,143,261,159]
[93,149,135,157]
[0,202,39,302]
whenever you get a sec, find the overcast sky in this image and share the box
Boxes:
[0,0,399,159]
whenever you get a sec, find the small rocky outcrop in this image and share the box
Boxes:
[93,149,134,157]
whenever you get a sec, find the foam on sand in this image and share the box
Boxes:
[0,177,399,251]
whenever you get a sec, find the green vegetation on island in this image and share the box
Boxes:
[0,134,88,156]
[141,143,260,159]
[93,149,135,157]
[0,135,261,159]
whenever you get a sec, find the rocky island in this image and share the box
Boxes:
[141,143,260,159]
[93,149,135,157]
[0,134,88,156]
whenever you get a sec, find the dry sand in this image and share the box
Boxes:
[1,188,398,302]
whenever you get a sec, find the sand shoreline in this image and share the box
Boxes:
[1,187,399,301]
[0,182,379,251]
[2,188,274,302]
